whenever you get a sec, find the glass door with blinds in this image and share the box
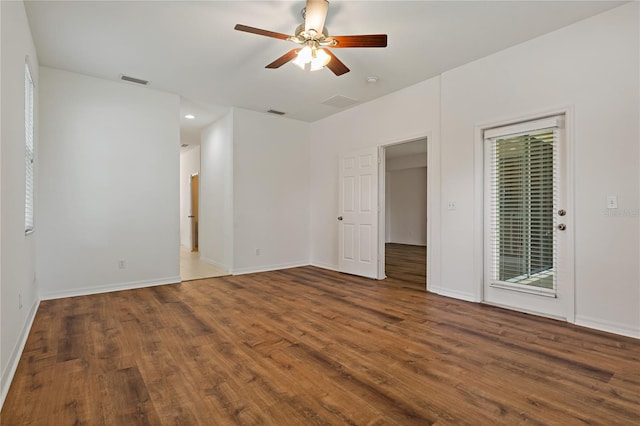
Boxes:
[483,115,571,320]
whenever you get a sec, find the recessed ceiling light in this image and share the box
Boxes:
[366,76,378,84]
[184,114,195,119]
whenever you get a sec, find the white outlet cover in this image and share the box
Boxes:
[607,195,618,209]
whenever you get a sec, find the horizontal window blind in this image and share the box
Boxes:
[25,63,34,234]
[486,120,559,296]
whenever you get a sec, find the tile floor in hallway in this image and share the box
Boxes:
[180,245,228,281]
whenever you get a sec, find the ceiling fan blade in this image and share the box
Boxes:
[266,49,300,69]
[305,0,329,34]
[324,50,350,76]
[328,34,388,48]
[234,24,291,41]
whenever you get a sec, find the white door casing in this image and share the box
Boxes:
[339,147,379,279]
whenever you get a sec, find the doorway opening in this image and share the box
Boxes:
[381,138,428,289]
[179,146,228,281]
[190,173,199,252]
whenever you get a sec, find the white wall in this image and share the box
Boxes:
[232,108,310,274]
[0,0,40,405]
[387,166,427,246]
[36,67,181,299]
[309,77,441,275]
[179,145,200,248]
[200,111,234,271]
[438,3,639,336]
[386,153,428,245]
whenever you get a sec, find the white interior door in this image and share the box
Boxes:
[483,115,573,320]
[338,147,379,279]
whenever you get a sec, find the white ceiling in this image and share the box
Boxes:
[24,1,625,145]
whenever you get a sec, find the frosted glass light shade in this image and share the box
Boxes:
[310,48,331,71]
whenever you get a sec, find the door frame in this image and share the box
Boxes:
[190,173,199,252]
[473,106,575,322]
[378,133,432,288]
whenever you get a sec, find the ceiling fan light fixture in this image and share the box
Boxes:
[292,57,306,70]
[293,45,313,69]
[310,48,331,71]
[293,43,331,71]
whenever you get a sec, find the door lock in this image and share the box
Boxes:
[558,209,566,216]
[337,216,343,221]
[557,223,566,231]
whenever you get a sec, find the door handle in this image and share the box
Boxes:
[337,216,343,221]
[188,215,195,218]
[558,209,566,216]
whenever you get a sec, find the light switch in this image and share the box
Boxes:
[607,195,618,209]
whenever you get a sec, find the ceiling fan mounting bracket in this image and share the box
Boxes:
[290,24,332,45]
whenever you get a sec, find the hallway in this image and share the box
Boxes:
[180,246,228,281]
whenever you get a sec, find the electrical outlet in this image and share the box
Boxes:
[255,248,261,256]
[118,259,126,269]
[607,195,618,209]
[447,201,457,211]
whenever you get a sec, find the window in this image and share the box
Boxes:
[25,63,34,234]
[485,116,562,296]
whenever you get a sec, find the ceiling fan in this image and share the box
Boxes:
[234,0,387,76]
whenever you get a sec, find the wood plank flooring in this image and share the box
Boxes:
[385,243,427,288]
[2,266,639,425]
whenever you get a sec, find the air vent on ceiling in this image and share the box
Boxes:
[321,95,359,108]
[119,74,150,86]
[267,109,286,116]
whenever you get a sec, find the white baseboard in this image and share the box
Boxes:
[199,256,229,271]
[232,261,309,276]
[39,276,182,300]
[575,315,640,339]
[1,298,40,410]
[310,261,340,273]
[428,285,478,303]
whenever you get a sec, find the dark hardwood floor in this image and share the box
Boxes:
[385,243,427,288]
[2,265,639,425]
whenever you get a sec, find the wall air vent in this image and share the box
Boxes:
[267,109,286,116]
[119,74,150,86]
